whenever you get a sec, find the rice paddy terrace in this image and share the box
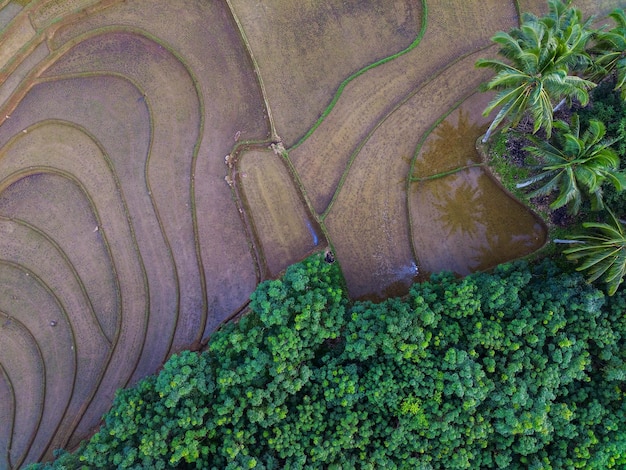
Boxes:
[0,0,622,466]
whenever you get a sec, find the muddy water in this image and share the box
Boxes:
[410,167,546,277]
[409,95,547,280]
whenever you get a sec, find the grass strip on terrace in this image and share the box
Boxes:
[29,0,101,30]
[289,0,516,215]
[289,0,428,149]
[229,0,424,146]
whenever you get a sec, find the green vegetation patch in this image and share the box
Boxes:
[36,254,626,469]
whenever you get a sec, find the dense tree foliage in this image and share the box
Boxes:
[34,254,626,469]
[555,78,626,293]
[478,1,626,294]
[587,8,626,100]
[580,78,626,161]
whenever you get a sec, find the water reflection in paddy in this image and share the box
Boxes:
[408,93,546,280]
[410,167,546,277]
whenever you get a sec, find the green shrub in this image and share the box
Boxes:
[580,79,626,155]
[579,78,626,216]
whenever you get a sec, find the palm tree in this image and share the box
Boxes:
[477,4,595,142]
[563,210,626,295]
[541,0,582,25]
[587,9,626,100]
[516,116,626,214]
[540,0,595,111]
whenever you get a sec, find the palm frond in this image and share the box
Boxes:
[516,170,556,188]
[603,170,626,191]
[524,136,567,164]
[582,119,606,146]
[605,250,626,294]
[609,9,626,29]
[587,187,604,212]
[551,167,581,212]
[563,214,626,294]
[528,171,564,198]
[615,57,626,99]
[571,246,620,272]
[561,133,583,156]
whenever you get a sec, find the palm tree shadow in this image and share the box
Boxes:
[431,172,487,239]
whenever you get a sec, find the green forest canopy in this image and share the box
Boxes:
[34,253,626,469]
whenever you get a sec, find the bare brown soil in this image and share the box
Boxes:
[320,51,499,300]
[238,149,323,278]
[289,0,517,214]
[0,173,118,341]
[228,0,422,146]
[0,1,270,462]
[0,262,73,465]
[518,0,624,19]
[0,311,43,469]
[45,0,272,341]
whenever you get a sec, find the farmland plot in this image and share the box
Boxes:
[0,0,268,463]
[227,0,422,146]
[0,0,623,466]
[238,149,323,278]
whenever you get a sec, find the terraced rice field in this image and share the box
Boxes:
[0,0,623,466]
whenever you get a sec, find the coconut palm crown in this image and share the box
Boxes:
[587,8,626,100]
[477,7,595,142]
[516,115,626,214]
[563,210,626,295]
